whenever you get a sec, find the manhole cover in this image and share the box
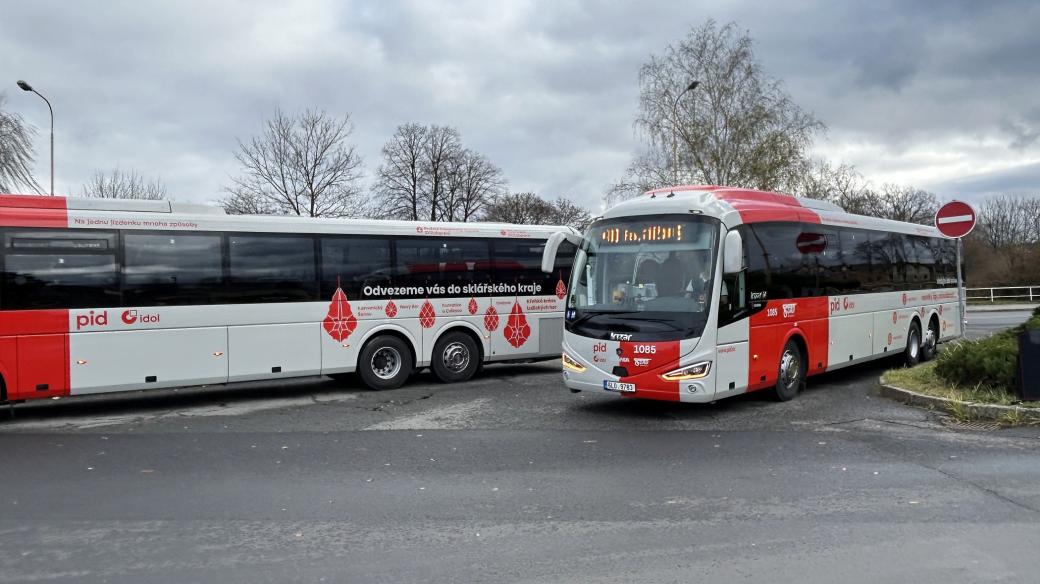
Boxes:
[940,417,1001,431]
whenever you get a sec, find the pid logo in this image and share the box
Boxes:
[76,310,109,330]
[121,309,160,325]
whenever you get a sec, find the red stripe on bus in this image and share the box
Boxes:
[0,195,69,228]
[747,297,829,391]
[618,340,681,402]
[0,310,71,400]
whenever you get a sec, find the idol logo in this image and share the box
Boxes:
[634,358,651,367]
[121,309,160,325]
[609,332,633,341]
[76,310,108,330]
[782,303,797,318]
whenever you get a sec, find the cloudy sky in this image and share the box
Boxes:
[2,0,1038,211]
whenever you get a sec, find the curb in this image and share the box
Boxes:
[878,378,1040,423]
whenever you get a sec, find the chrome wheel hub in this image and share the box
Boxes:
[779,350,800,391]
[442,341,470,373]
[371,347,402,380]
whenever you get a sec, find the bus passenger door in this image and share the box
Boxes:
[715,228,750,396]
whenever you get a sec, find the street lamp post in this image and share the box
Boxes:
[670,80,700,183]
[16,80,54,196]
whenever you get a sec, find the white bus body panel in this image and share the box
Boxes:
[70,327,228,395]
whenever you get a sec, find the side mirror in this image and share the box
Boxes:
[723,229,744,274]
[541,231,583,273]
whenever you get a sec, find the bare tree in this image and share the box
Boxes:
[223,108,365,217]
[612,20,823,204]
[81,168,168,200]
[860,184,938,224]
[549,197,594,231]
[438,149,506,221]
[374,124,503,222]
[483,192,594,229]
[484,192,556,225]
[978,194,1036,248]
[423,125,463,221]
[0,93,43,194]
[220,189,279,215]
[375,123,429,220]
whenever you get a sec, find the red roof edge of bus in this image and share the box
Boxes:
[713,188,821,224]
[0,194,68,208]
[0,194,69,228]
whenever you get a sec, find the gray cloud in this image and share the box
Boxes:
[1,0,1037,211]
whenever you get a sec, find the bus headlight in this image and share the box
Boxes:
[660,361,711,381]
[562,352,586,372]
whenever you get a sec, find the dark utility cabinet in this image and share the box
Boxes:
[1018,330,1040,401]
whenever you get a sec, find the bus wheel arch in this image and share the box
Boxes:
[430,324,485,384]
[356,332,415,390]
[781,330,810,377]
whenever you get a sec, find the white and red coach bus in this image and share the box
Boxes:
[541,185,962,403]
[0,195,577,405]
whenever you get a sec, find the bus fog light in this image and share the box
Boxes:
[562,352,586,373]
[660,361,711,381]
[685,382,703,394]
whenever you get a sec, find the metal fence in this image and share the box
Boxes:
[966,286,1040,303]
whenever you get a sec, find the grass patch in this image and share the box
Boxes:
[883,361,1038,408]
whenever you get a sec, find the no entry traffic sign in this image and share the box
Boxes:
[934,200,977,238]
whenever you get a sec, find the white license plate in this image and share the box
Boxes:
[603,380,636,393]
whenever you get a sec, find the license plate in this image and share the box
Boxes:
[603,380,636,393]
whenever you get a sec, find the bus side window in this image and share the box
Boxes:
[3,230,120,309]
[320,237,392,299]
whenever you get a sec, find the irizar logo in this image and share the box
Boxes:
[609,332,632,341]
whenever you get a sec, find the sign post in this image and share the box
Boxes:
[935,201,978,333]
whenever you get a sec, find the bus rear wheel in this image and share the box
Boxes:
[921,319,939,362]
[358,335,412,390]
[432,331,480,383]
[904,322,922,367]
[773,340,804,402]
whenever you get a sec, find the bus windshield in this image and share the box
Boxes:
[567,214,720,341]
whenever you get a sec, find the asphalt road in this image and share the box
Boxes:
[1,310,1038,583]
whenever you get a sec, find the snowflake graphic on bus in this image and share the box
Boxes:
[504,301,531,348]
[322,284,357,342]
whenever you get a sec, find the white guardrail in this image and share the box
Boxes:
[966,286,1040,303]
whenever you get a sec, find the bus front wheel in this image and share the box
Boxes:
[773,340,804,402]
[358,335,413,390]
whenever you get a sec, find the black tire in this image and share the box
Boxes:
[357,335,412,390]
[904,322,922,367]
[772,340,804,402]
[431,331,480,383]
[921,318,939,362]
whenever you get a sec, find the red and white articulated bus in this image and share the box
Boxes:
[541,185,962,403]
[0,194,577,405]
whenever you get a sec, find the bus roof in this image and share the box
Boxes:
[607,185,942,238]
[0,194,574,238]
